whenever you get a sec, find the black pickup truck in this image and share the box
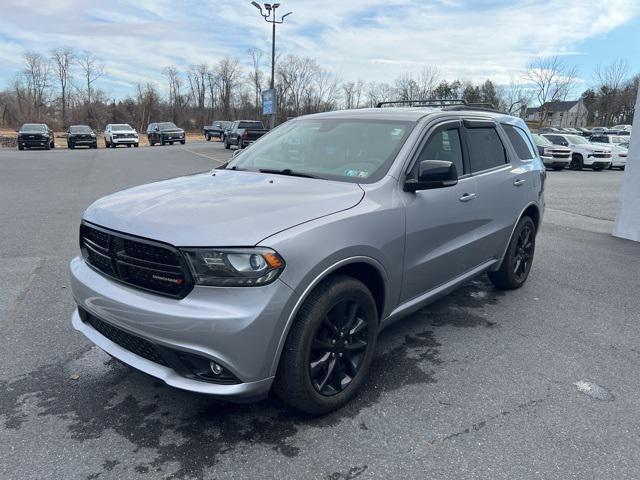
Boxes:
[203,121,231,141]
[223,120,268,149]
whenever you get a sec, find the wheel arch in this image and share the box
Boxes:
[493,201,541,271]
[269,256,388,376]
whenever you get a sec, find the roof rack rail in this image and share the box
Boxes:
[376,99,504,113]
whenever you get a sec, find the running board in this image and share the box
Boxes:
[381,259,498,328]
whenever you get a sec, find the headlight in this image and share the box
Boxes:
[543,147,553,155]
[91,133,96,137]
[182,247,285,286]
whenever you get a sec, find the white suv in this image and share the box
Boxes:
[104,124,139,148]
[542,133,611,171]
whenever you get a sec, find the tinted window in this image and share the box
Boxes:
[238,121,264,129]
[590,136,608,143]
[544,135,564,145]
[416,125,465,176]
[503,125,536,160]
[21,124,47,133]
[69,126,92,133]
[466,127,508,172]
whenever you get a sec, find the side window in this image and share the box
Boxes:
[466,127,508,172]
[502,124,537,160]
[415,125,465,176]
[545,135,561,145]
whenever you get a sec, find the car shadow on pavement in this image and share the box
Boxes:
[1,276,503,479]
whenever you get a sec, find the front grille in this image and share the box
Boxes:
[593,152,611,158]
[113,133,135,139]
[551,150,570,158]
[81,310,167,366]
[80,222,193,298]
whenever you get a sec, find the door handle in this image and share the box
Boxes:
[459,193,477,202]
[514,179,526,186]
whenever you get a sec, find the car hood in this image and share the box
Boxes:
[83,170,365,246]
[573,143,610,152]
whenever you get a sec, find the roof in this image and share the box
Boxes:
[301,107,517,123]
[540,100,579,112]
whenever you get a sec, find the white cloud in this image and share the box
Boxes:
[0,0,637,97]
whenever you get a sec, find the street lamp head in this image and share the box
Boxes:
[251,1,261,8]
[282,11,292,19]
[264,3,272,10]
[273,3,280,7]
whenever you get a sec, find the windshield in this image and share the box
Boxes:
[532,134,551,146]
[158,122,178,130]
[69,125,92,133]
[227,118,414,183]
[610,136,626,144]
[21,124,47,133]
[112,124,134,131]
[567,135,588,144]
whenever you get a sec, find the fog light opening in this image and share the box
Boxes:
[210,362,224,375]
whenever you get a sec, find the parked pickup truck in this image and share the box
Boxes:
[203,121,231,141]
[224,120,268,149]
[531,134,571,170]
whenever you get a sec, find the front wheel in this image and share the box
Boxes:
[273,276,378,415]
[180,140,185,145]
[224,139,230,149]
[134,143,139,148]
[488,216,536,290]
[570,154,583,170]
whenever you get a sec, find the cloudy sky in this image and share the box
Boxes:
[1,0,639,98]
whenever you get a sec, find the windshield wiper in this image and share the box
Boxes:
[258,168,320,179]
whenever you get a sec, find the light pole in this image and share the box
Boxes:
[251,2,292,130]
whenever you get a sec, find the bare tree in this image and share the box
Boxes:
[248,48,264,118]
[498,78,532,115]
[278,55,318,116]
[213,57,242,120]
[525,56,578,126]
[77,52,104,105]
[593,59,631,124]
[163,66,186,123]
[51,47,75,127]
[342,79,364,109]
[23,52,51,121]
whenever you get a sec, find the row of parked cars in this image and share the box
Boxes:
[532,131,630,171]
[202,120,268,149]
[540,124,632,137]
[16,122,186,150]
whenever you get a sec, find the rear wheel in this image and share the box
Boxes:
[570,154,583,170]
[488,216,536,290]
[273,276,378,415]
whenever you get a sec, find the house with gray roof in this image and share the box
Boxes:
[525,99,589,127]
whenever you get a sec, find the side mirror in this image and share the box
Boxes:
[404,160,458,192]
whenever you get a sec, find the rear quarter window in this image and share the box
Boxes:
[502,124,537,160]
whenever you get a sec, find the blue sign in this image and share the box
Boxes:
[262,89,276,115]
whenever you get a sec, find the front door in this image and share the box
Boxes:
[401,120,481,303]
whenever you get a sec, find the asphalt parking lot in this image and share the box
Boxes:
[1,142,639,480]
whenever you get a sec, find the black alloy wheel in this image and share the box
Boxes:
[308,299,370,396]
[512,221,534,284]
[570,154,583,170]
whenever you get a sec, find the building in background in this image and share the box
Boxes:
[525,99,589,127]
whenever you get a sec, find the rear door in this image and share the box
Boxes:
[465,120,533,261]
[401,120,481,302]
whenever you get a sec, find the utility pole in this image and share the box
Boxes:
[250,2,292,130]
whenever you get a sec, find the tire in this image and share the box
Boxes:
[570,154,583,170]
[206,134,211,141]
[18,145,24,151]
[45,142,51,150]
[488,216,536,290]
[50,141,55,149]
[127,144,131,148]
[69,144,75,149]
[134,143,139,148]
[224,139,230,149]
[148,136,154,146]
[160,139,165,146]
[170,141,174,145]
[273,275,379,415]
[552,166,564,171]
[91,144,97,149]
[180,140,185,145]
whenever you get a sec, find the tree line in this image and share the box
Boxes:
[0,47,637,132]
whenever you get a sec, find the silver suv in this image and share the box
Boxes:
[70,103,545,414]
